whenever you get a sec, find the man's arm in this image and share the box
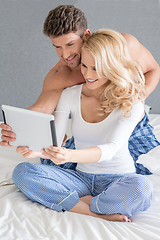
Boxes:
[29,60,85,114]
[122,33,160,98]
[0,60,84,146]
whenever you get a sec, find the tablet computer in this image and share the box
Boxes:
[1,105,57,151]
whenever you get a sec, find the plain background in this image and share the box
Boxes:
[0,0,160,120]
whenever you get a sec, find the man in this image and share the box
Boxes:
[0,5,160,174]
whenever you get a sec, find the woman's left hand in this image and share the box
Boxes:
[42,146,71,165]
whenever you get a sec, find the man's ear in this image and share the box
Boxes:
[83,29,91,40]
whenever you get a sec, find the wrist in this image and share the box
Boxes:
[66,149,74,162]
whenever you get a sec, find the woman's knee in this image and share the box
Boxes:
[134,175,153,200]
[128,175,153,216]
[12,162,34,188]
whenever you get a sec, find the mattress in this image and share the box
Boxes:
[0,113,160,240]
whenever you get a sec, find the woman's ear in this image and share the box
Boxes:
[83,29,91,40]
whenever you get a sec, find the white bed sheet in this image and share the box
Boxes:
[0,114,160,240]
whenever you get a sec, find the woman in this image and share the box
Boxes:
[13,29,152,222]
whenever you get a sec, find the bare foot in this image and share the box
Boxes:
[71,198,131,222]
[100,213,131,222]
[80,196,131,222]
[80,195,93,205]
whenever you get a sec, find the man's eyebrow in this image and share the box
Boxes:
[66,40,75,45]
[52,40,76,48]
[52,44,59,47]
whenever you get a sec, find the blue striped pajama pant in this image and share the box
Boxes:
[12,162,152,218]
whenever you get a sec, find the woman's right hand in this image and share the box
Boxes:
[0,123,16,147]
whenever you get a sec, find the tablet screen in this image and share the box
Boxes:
[1,105,57,151]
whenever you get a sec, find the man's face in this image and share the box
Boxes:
[50,32,84,68]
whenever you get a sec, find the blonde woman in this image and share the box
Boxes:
[13,29,152,222]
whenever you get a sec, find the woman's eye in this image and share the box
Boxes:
[81,63,87,68]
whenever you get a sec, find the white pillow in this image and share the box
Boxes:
[137,145,160,175]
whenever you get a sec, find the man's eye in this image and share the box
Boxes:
[53,45,61,49]
[67,43,73,47]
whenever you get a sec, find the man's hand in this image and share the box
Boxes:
[0,123,16,147]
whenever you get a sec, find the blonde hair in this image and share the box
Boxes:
[82,29,145,116]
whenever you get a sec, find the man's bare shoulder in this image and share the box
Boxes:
[43,60,84,91]
[121,33,140,48]
[121,32,159,76]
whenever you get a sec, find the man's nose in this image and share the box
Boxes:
[61,48,71,59]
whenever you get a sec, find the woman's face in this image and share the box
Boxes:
[81,49,108,91]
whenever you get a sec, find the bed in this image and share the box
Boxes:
[0,113,160,240]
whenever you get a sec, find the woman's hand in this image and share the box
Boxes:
[16,146,45,159]
[42,146,71,165]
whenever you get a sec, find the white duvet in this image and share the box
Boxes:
[0,114,160,240]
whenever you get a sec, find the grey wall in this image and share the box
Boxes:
[0,0,160,120]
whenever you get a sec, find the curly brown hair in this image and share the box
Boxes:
[43,5,87,37]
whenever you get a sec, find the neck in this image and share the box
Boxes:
[82,83,105,100]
